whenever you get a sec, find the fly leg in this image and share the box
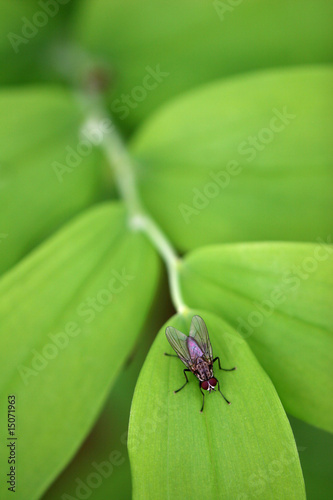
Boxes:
[216,378,231,405]
[199,383,205,413]
[164,355,191,394]
[174,369,191,393]
[213,357,236,371]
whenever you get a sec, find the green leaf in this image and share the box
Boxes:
[44,305,163,500]
[129,310,305,499]
[0,86,112,275]
[75,0,333,130]
[289,415,333,500]
[179,243,333,433]
[0,202,160,500]
[131,66,333,249]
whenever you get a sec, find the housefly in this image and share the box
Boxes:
[165,315,236,412]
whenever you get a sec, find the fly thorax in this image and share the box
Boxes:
[196,358,213,381]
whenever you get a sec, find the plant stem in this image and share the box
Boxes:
[81,94,188,315]
[131,214,188,315]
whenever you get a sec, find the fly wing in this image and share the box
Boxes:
[189,315,213,361]
[165,326,192,368]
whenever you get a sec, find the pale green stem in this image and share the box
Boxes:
[131,214,188,315]
[80,94,188,315]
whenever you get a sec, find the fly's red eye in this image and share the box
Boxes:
[201,381,209,390]
[209,378,217,387]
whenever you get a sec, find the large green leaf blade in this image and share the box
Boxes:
[0,203,160,500]
[43,297,165,500]
[180,243,333,432]
[74,0,333,130]
[0,86,112,275]
[129,311,305,500]
[131,66,333,249]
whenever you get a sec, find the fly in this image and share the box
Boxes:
[165,315,236,412]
